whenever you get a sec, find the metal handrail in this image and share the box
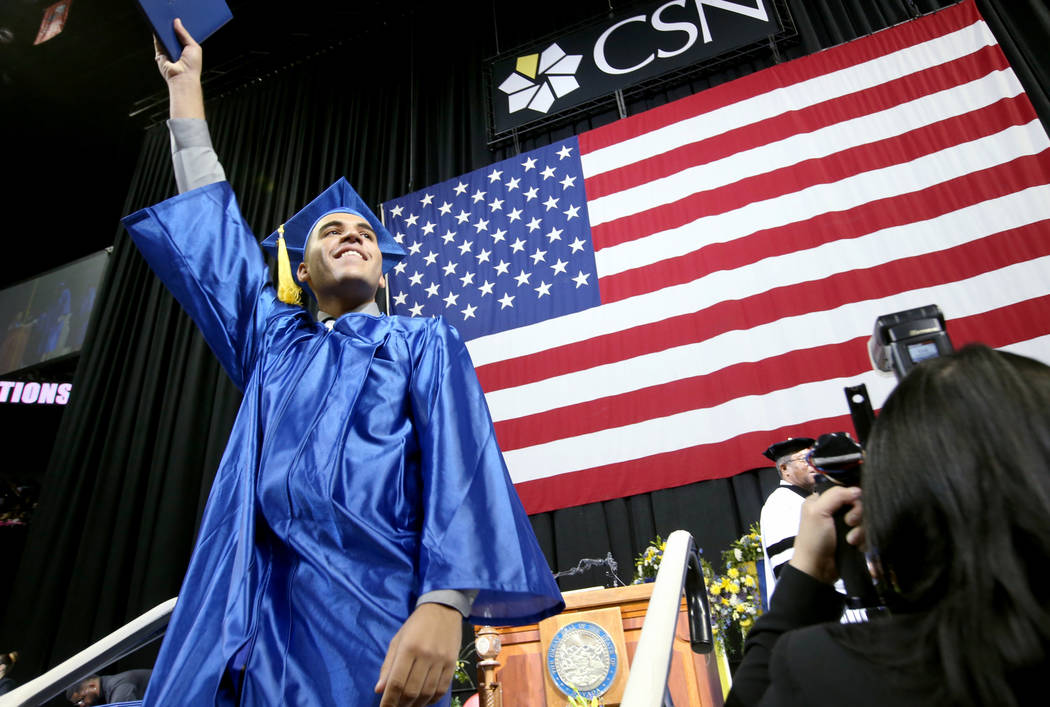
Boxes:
[621,530,712,707]
[0,598,176,707]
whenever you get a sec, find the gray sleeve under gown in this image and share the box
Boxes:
[121,181,564,706]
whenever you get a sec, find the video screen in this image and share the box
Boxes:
[0,250,109,376]
[906,339,940,364]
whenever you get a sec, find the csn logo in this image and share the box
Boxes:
[498,43,583,115]
[498,0,769,115]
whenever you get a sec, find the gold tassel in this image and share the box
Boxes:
[275,224,303,305]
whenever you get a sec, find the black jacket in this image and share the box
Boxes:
[100,669,152,703]
[727,565,944,706]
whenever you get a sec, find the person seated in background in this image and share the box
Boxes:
[759,437,816,593]
[0,651,17,695]
[727,344,1050,706]
[65,669,152,706]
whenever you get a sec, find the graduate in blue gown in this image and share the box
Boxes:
[121,20,563,706]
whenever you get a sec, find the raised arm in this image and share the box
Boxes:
[122,19,272,390]
[155,18,205,120]
[153,19,226,194]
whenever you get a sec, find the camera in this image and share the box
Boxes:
[809,432,881,611]
[869,304,953,380]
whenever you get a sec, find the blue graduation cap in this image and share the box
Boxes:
[260,178,405,304]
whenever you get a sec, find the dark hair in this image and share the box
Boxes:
[64,674,100,701]
[863,344,1050,706]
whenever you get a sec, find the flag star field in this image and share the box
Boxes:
[383,139,601,342]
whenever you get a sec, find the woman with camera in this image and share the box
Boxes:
[727,344,1050,706]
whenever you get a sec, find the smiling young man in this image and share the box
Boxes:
[120,19,563,707]
[299,213,385,315]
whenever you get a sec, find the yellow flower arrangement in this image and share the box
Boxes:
[631,525,765,660]
[632,535,667,583]
[701,522,765,654]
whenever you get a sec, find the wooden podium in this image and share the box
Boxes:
[480,584,724,706]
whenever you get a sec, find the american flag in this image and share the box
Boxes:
[383,0,1050,514]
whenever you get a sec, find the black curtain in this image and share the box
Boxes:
[4,0,1047,688]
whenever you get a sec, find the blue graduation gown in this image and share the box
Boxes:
[122,182,564,706]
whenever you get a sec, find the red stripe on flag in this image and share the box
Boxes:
[946,296,1050,349]
[598,151,1050,304]
[583,45,1011,200]
[578,0,983,153]
[514,415,858,514]
[589,95,1038,251]
[477,221,1050,394]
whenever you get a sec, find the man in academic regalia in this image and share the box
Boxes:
[759,437,817,598]
[121,19,563,706]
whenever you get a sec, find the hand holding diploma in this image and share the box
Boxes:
[154,18,205,121]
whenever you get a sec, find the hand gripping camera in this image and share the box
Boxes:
[809,432,882,611]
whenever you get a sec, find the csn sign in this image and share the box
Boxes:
[490,0,779,132]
